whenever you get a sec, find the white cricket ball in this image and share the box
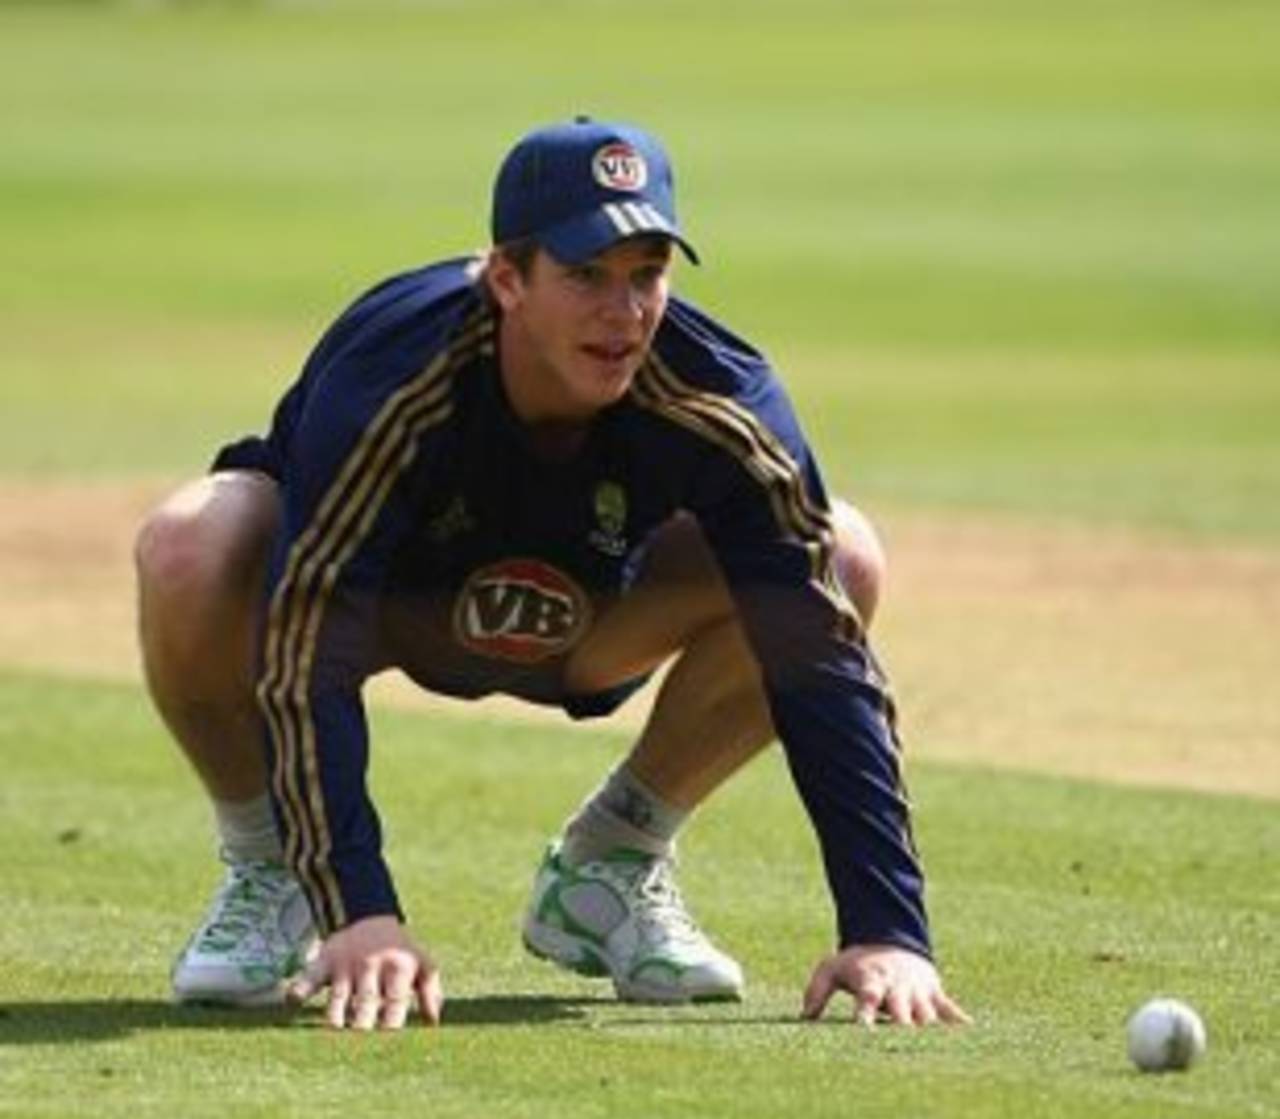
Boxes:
[1126,998,1207,1072]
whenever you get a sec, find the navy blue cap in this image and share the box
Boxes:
[491,117,699,265]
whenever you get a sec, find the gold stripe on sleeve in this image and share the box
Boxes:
[632,356,862,642]
[634,353,907,795]
[258,311,492,932]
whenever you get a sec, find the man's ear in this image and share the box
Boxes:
[484,249,524,313]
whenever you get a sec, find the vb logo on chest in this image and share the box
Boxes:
[453,559,591,663]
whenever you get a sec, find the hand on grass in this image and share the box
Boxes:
[286,914,443,1030]
[802,944,970,1027]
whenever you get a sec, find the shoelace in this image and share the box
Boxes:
[630,858,703,942]
[196,865,289,948]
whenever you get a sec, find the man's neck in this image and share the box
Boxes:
[497,316,595,461]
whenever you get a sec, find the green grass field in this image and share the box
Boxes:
[2,0,1277,535]
[1,670,1276,1118]
[1,2,1278,1116]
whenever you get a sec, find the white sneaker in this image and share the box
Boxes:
[172,860,317,1006]
[522,842,744,1003]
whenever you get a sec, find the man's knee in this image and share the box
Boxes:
[135,472,279,603]
[831,499,887,628]
[564,501,885,696]
[136,507,205,601]
[642,502,885,628]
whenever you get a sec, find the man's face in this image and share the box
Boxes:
[489,236,673,422]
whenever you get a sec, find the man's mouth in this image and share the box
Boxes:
[582,342,636,364]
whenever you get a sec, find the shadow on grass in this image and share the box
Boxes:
[0,994,611,1044]
[592,1012,809,1029]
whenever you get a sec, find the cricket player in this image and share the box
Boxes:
[135,117,969,1031]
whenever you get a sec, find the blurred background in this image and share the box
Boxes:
[1,0,1277,790]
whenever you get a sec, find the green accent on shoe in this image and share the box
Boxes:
[172,860,317,1006]
[521,840,744,1003]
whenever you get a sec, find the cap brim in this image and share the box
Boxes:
[538,204,699,266]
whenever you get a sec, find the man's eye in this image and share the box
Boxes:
[568,266,601,285]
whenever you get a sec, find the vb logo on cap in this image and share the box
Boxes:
[592,143,648,191]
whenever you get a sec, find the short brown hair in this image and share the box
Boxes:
[493,236,541,278]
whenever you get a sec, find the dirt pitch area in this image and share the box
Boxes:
[1,479,1276,799]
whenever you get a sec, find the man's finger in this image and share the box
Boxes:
[285,958,328,1006]
[351,964,382,1032]
[801,960,837,1021]
[935,992,973,1026]
[326,975,352,1031]
[854,974,886,1028]
[913,992,938,1027]
[380,993,413,1031]
[381,963,415,1030]
[884,985,913,1027]
[415,966,443,1027]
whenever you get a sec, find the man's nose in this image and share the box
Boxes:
[600,277,644,321]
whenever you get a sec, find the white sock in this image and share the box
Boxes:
[213,793,283,864]
[560,764,689,866]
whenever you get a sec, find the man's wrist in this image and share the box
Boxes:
[838,929,933,961]
[306,852,402,937]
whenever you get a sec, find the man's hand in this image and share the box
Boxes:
[286,915,443,1030]
[802,943,971,1027]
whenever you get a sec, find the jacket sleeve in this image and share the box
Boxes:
[254,313,474,937]
[678,374,932,958]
